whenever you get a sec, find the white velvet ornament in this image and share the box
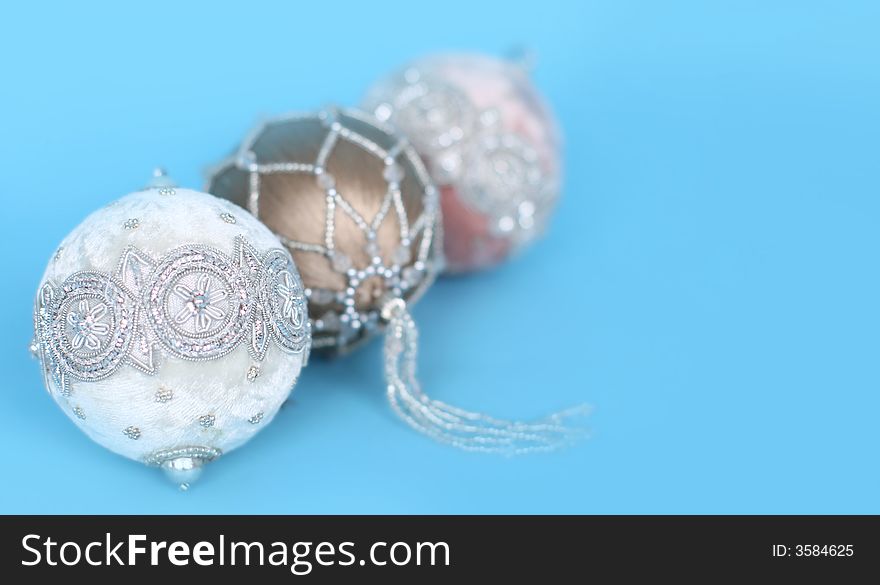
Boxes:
[32,182,310,488]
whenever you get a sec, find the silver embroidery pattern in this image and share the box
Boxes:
[261,250,309,354]
[206,109,441,353]
[66,299,111,351]
[38,272,137,394]
[171,274,228,333]
[364,68,558,242]
[145,242,250,361]
[33,236,309,393]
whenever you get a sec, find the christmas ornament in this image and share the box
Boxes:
[208,109,439,353]
[31,175,310,488]
[208,109,585,453]
[363,53,562,272]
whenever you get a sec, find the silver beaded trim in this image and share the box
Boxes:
[206,108,442,353]
[143,446,221,467]
[33,236,309,392]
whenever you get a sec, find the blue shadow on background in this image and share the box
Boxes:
[1,1,878,513]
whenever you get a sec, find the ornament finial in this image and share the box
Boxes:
[506,45,537,74]
[161,456,205,491]
[146,167,177,189]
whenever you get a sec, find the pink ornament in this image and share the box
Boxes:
[364,53,562,272]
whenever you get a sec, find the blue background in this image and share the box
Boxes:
[1,1,878,514]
